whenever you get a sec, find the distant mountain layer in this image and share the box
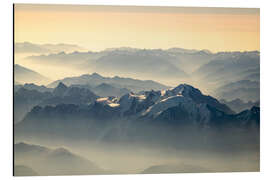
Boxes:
[26,47,217,83]
[215,80,259,102]
[15,42,85,54]
[92,50,188,80]
[92,83,130,97]
[14,142,104,176]
[48,73,169,92]
[25,47,260,96]
[26,48,259,75]
[14,64,50,85]
[220,98,259,113]
[26,47,214,74]
[194,52,259,80]
[194,52,259,85]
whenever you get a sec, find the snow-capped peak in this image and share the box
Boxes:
[96,97,120,108]
[171,84,202,97]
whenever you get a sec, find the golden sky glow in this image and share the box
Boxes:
[14,4,260,52]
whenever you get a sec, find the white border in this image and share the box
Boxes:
[11,0,261,8]
[1,0,270,180]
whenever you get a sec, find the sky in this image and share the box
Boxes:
[14,4,260,52]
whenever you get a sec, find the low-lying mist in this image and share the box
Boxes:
[14,121,260,175]
[14,139,259,175]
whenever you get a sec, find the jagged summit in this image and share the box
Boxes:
[77,73,109,79]
[53,82,68,96]
[56,82,67,88]
[91,72,102,78]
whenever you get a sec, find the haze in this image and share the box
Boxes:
[15,4,259,52]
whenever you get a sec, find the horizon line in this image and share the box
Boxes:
[15,41,260,54]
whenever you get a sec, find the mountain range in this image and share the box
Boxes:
[25,47,260,102]
[25,47,214,75]
[194,52,259,99]
[13,45,260,175]
[14,83,53,93]
[14,87,53,123]
[15,83,259,149]
[48,72,169,92]
[14,73,171,123]
[14,82,98,123]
